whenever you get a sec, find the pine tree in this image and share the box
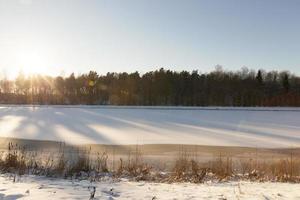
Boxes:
[256,70,263,85]
[282,73,290,93]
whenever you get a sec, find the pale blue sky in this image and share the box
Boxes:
[0,0,300,78]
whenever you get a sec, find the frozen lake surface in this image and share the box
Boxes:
[0,106,300,147]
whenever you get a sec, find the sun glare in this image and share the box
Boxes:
[15,49,52,77]
[18,52,46,75]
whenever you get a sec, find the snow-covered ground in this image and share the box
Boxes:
[0,106,300,147]
[0,174,299,200]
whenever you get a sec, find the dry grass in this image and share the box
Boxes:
[0,143,300,183]
[115,145,152,181]
[0,143,27,174]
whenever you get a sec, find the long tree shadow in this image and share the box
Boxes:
[0,107,111,144]
[0,193,24,200]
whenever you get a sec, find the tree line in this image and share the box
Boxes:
[0,67,299,106]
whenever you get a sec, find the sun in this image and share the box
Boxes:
[15,48,52,77]
[18,51,47,75]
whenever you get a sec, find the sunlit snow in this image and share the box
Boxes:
[0,175,299,200]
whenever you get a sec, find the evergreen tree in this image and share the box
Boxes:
[282,73,290,93]
[256,70,263,85]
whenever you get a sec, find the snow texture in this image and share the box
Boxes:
[0,174,299,200]
[0,105,300,147]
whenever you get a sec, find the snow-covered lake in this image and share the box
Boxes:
[0,106,300,147]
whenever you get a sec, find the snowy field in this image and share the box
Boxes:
[0,106,300,147]
[0,175,299,200]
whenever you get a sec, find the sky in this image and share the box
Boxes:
[0,0,300,78]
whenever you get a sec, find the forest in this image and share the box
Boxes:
[0,67,299,106]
